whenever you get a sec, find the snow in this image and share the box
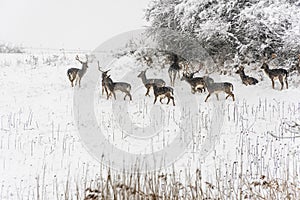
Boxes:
[0,51,300,199]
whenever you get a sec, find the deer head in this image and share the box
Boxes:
[76,55,88,68]
[261,63,269,70]
[137,69,147,78]
[235,66,245,74]
[97,61,111,78]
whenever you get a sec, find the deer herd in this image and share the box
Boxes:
[67,53,298,106]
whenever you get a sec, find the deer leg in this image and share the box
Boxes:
[285,76,288,89]
[168,71,172,86]
[69,74,74,87]
[197,87,203,93]
[107,89,113,100]
[160,97,164,104]
[165,94,171,104]
[78,78,81,88]
[153,96,158,104]
[102,84,105,95]
[104,86,109,97]
[127,93,132,101]
[205,93,211,102]
[271,79,275,89]
[107,92,111,100]
[75,77,78,86]
[170,96,175,106]
[172,73,176,86]
[279,76,284,90]
[145,87,151,96]
[191,87,196,94]
[226,92,235,101]
[112,91,116,100]
[215,93,219,101]
[69,73,74,87]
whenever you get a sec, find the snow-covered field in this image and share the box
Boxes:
[0,51,299,199]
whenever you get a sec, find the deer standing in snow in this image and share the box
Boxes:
[98,63,132,101]
[137,69,166,96]
[152,84,175,106]
[67,55,89,87]
[203,77,235,102]
[260,55,288,90]
[181,70,206,93]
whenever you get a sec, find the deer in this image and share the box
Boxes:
[167,54,182,86]
[235,66,259,86]
[152,84,175,106]
[106,77,132,101]
[203,76,235,102]
[97,61,111,97]
[98,66,132,101]
[291,54,300,74]
[143,56,153,66]
[261,62,288,90]
[137,69,166,96]
[180,70,206,93]
[67,55,88,87]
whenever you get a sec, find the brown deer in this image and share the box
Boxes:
[203,77,235,102]
[143,56,153,66]
[137,69,166,96]
[168,54,182,86]
[261,62,288,90]
[67,55,88,87]
[152,84,175,106]
[97,61,111,97]
[235,66,259,86]
[180,70,206,93]
[100,70,132,101]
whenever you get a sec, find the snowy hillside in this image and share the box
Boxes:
[0,50,299,199]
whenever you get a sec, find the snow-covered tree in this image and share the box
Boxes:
[145,0,300,67]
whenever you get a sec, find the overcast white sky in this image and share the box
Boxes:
[0,0,150,50]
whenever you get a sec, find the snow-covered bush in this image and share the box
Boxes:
[145,0,300,67]
[0,42,24,53]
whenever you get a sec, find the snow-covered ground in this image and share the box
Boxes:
[0,51,299,199]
